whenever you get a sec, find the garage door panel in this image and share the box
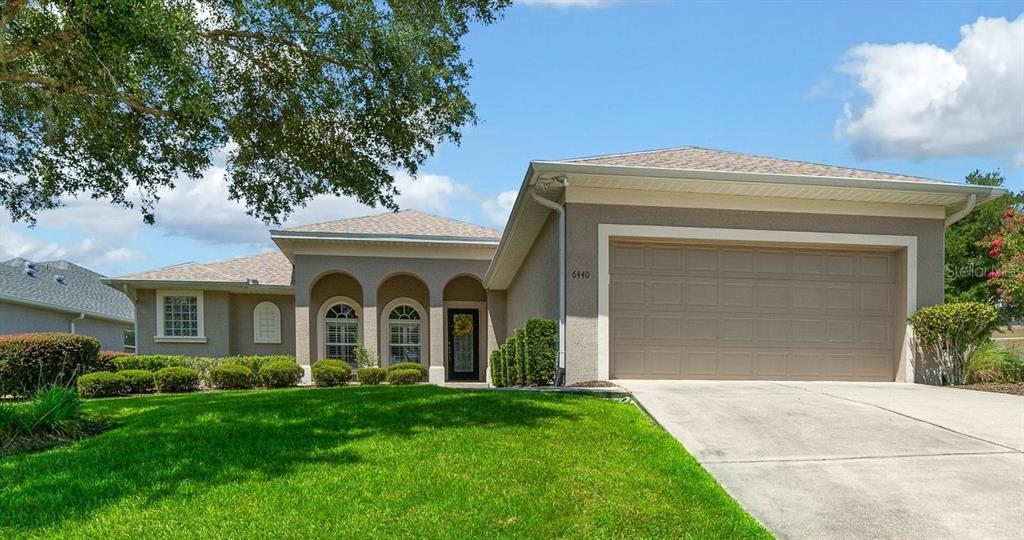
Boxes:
[610,241,898,381]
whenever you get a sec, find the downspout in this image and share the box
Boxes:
[944,193,977,227]
[70,312,85,334]
[530,176,568,385]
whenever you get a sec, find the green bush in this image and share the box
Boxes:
[0,402,16,434]
[119,370,155,394]
[490,348,505,387]
[112,354,177,372]
[968,341,1024,383]
[357,367,386,385]
[208,364,255,390]
[77,372,125,398]
[500,340,514,387]
[386,362,427,382]
[24,386,81,435]
[97,350,131,371]
[154,367,201,393]
[312,360,352,387]
[524,319,558,385]
[0,333,101,398]
[909,302,1000,385]
[508,328,527,386]
[387,368,422,385]
[223,355,295,376]
[259,360,304,388]
[353,346,380,369]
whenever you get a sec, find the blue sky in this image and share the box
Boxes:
[2,0,1022,276]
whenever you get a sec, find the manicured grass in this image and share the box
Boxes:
[0,386,771,539]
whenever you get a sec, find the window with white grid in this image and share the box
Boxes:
[253,301,281,344]
[388,305,421,364]
[161,294,200,337]
[324,303,358,364]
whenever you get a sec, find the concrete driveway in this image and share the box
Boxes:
[618,381,1024,540]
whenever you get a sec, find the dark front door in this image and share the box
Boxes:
[447,308,480,381]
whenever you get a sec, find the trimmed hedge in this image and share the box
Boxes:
[357,367,386,385]
[112,354,179,373]
[208,364,255,390]
[259,360,304,388]
[0,333,102,398]
[98,350,131,371]
[492,319,558,388]
[312,360,352,387]
[386,362,427,377]
[119,370,156,394]
[77,372,125,398]
[154,367,201,393]
[387,368,422,385]
[909,302,1000,385]
[223,355,295,377]
[489,349,505,387]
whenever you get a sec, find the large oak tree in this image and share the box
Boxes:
[0,0,508,224]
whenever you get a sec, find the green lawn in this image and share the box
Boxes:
[0,386,771,539]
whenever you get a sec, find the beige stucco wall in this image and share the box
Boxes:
[229,294,296,356]
[0,301,131,351]
[444,275,487,302]
[504,212,559,335]
[136,289,232,357]
[563,203,946,385]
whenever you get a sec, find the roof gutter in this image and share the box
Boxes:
[101,278,294,294]
[529,176,568,385]
[69,312,85,334]
[0,292,133,324]
[944,193,977,227]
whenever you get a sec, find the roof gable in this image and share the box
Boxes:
[283,209,500,239]
[114,251,292,286]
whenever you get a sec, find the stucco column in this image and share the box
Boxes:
[429,304,444,384]
[295,305,311,383]
[362,305,378,363]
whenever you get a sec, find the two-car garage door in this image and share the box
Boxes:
[609,240,899,381]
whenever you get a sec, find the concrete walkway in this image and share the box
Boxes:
[618,381,1024,540]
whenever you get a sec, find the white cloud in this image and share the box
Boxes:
[0,225,144,272]
[518,0,617,7]
[837,15,1024,164]
[482,190,518,227]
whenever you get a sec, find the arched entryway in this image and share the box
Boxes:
[310,272,363,365]
[377,273,430,367]
[443,275,487,382]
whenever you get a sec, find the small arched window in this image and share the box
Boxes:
[253,301,281,344]
[325,302,358,364]
[388,305,422,364]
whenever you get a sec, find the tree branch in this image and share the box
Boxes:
[0,72,173,117]
[0,0,26,30]
[202,28,361,71]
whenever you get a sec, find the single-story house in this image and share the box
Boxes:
[104,147,1006,384]
[1,258,135,351]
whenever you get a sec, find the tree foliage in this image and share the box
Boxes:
[944,170,1022,304]
[0,0,509,224]
[984,206,1024,322]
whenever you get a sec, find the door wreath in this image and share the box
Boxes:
[453,314,474,337]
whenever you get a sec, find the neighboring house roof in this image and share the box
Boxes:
[0,258,133,322]
[282,209,501,240]
[558,146,951,185]
[112,251,292,287]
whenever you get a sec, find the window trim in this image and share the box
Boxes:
[253,301,282,344]
[379,297,427,366]
[316,296,362,363]
[154,289,206,343]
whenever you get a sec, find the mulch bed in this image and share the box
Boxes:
[568,380,620,388]
[952,383,1024,396]
[1,419,115,458]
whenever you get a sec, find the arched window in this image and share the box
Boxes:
[253,301,281,344]
[388,305,422,364]
[325,302,358,364]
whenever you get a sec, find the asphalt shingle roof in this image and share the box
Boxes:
[0,258,133,321]
[283,209,501,239]
[560,146,952,185]
[115,251,292,286]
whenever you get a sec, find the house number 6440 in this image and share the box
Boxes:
[571,270,590,280]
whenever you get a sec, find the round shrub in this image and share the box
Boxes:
[0,333,101,398]
[386,362,427,381]
[154,367,201,393]
[357,367,387,385]
[208,364,255,390]
[312,360,352,387]
[387,368,422,386]
[259,360,304,388]
[909,302,1000,385]
[77,372,125,398]
[119,369,155,394]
